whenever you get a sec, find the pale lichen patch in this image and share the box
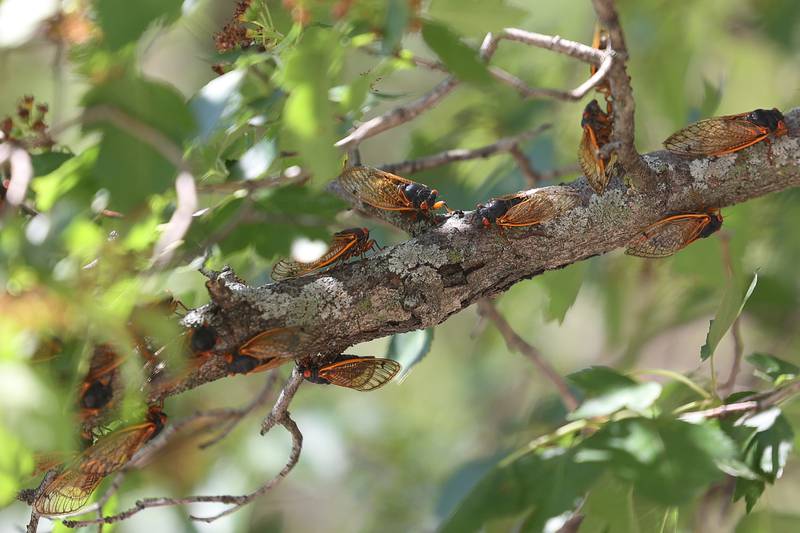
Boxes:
[707,153,736,179]
[772,136,800,165]
[688,158,710,186]
[387,243,448,275]
[643,153,669,174]
[583,188,629,228]
[253,277,352,324]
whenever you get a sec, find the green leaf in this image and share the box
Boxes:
[699,78,724,118]
[739,410,794,483]
[281,27,341,184]
[541,262,587,324]
[0,425,33,506]
[700,273,758,361]
[734,478,765,514]
[30,152,73,177]
[428,0,527,36]
[32,147,99,211]
[388,328,433,380]
[578,475,638,533]
[96,0,182,50]
[421,21,492,86]
[579,417,736,505]
[438,448,602,533]
[191,70,246,141]
[746,353,800,384]
[567,366,662,419]
[382,0,410,54]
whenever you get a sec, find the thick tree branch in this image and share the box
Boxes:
[148,110,800,403]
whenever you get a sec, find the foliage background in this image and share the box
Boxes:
[0,0,799,531]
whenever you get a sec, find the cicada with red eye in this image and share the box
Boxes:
[271,227,378,281]
[664,108,787,157]
[301,354,401,391]
[33,405,167,517]
[225,326,309,375]
[626,209,723,258]
[337,166,449,216]
[477,187,580,228]
[579,99,616,194]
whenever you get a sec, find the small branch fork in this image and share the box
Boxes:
[679,381,800,422]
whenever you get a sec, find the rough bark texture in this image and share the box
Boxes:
[154,108,800,401]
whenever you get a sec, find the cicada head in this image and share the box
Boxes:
[747,108,787,134]
[700,210,724,238]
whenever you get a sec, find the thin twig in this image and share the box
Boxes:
[379,125,550,175]
[590,0,655,188]
[26,511,39,533]
[261,367,304,435]
[679,380,800,422]
[477,299,579,410]
[508,143,542,186]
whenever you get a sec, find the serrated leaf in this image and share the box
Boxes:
[388,328,433,380]
[746,353,800,384]
[567,366,662,419]
[579,417,737,505]
[421,21,491,86]
[734,478,765,514]
[438,448,602,533]
[96,0,182,50]
[701,273,758,361]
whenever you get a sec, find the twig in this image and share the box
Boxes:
[590,0,656,188]
[477,299,579,410]
[196,165,308,193]
[679,380,800,422]
[261,367,304,435]
[26,511,39,533]
[508,143,542,186]
[152,171,197,266]
[379,125,550,175]
[486,28,604,64]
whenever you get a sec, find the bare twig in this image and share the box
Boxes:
[508,143,542,186]
[477,299,579,410]
[261,367,304,435]
[26,511,39,533]
[196,165,308,193]
[679,380,800,422]
[590,0,655,188]
[379,125,550,175]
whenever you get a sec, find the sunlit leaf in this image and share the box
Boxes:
[746,353,800,384]
[388,328,433,380]
[567,366,662,419]
[541,262,587,324]
[700,273,758,361]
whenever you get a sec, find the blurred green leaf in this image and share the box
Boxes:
[747,353,800,384]
[388,328,433,380]
[700,273,758,361]
[439,448,601,533]
[578,474,674,533]
[541,262,587,324]
[579,417,736,505]
[567,366,662,419]
[32,147,99,211]
[734,477,765,514]
[700,78,723,118]
[30,152,73,178]
[740,410,794,483]
[382,0,410,54]
[281,27,341,184]
[96,0,182,50]
[0,425,33,506]
[421,21,492,86]
[191,70,245,141]
[428,0,527,36]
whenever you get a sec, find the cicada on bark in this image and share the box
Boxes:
[272,227,378,281]
[301,354,401,391]
[226,326,309,375]
[664,108,787,157]
[579,99,616,194]
[337,166,448,216]
[625,210,723,258]
[476,187,579,228]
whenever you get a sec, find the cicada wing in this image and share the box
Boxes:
[337,167,414,211]
[33,468,105,516]
[626,215,711,258]
[499,189,578,227]
[319,358,401,391]
[77,422,157,476]
[664,116,768,156]
[239,327,308,360]
[579,126,609,194]
[271,232,361,281]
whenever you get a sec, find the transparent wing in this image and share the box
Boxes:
[239,327,308,360]
[272,232,361,280]
[337,167,413,210]
[319,357,401,391]
[499,189,579,227]
[33,468,104,516]
[626,215,711,258]
[663,116,766,156]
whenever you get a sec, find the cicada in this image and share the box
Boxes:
[337,166,448,215]
[188,324,218,356]
[78,344,124,418]
[578,99,616,194]
[272,227,378,281]
[477,187,579,228]
[33,406,167,517]
[664,108,787,157]
[625,210,723,258]
[301,354,401,391]
[590,24,612,107]
[226,326,308,375]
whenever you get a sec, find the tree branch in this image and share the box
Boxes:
[150,110,799,404]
